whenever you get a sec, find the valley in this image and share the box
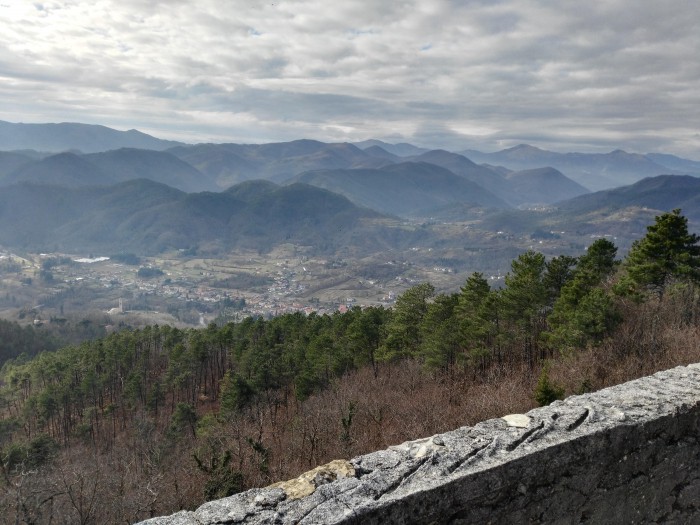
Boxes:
[1,122,694,339]
[0,214,626,331]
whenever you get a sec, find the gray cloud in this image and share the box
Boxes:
[0,0,699,156]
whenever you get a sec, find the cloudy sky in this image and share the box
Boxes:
[1,1,699,155]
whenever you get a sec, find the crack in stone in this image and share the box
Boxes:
[296,481,362,525]
[505,421,545,451]
[567,408,590,431]
[376,456,432,500]
[444,440,492,475]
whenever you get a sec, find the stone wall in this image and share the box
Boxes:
[140,364,700,524]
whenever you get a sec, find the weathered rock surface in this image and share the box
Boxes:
[138,364,700,524]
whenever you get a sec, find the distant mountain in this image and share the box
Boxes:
[166,143,258,188]
[354,140,430,157]
[482,175,700,242]
[0,148,215,192]
[0,151,34,177]
[0,179,416,255]
[406,150,587,206]
[224,179,279,201]
[169,140,385,188]
[557,175,700,222]
[362,145,401,162]
[459,144,681,191]
[462,144,555,165]
[646,153,700,176]
[505,167,589,205]
[291,161,508,217]
[0,120,183,153]
[84,148,217,192]
[0,152,114,187]
[409,150,516,205]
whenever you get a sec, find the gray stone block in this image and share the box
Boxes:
[138,364,700,525]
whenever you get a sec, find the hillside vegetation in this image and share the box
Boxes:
[1,210,700,523]
[0,179,407,256]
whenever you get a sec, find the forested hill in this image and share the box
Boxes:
[2,209,700,523]
[0,179,410,255]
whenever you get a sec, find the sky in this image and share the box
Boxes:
[1,0,699,156]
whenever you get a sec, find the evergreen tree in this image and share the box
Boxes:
[500,251,548,362]
[378,283,435,361]
[617,209,700,298]
[543,255,577,305]
[419,293,460,372]
[546,239,620,349]
[455,272,500,368]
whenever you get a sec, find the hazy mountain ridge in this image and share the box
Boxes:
[0,149,218,193]
[482,174,700,244]
[645,153,700,175]
[0,179,409,255]
[0,151,34,176]
[0,120,183,153]
[84,148,218,192]
[291,161,508,217]
[169,140,387,188]
[2,121,700,244]
[505,167,589,205]
[353,139,430,157]
[557,175,700,222]
[459,144,687,191]
[0,152,115,187]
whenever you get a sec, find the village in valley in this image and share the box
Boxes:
[0,215,625,334]
[0,245,415,330]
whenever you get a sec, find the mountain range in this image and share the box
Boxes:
[0,120,182,153]
[2,120,697,196]
[459,144,689,191]
[168,140,389,188]
[2,120,700,258]
[292,162,508,217]
[0,178,420,255]
[1,169,699,258]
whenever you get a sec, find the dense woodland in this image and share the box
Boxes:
[2,209,700,524]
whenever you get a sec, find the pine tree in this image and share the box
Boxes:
[378,283,435,361]
[500,251,548,363]
[617,209,700,298]
[546,239,620,349]
[455,272,499,369]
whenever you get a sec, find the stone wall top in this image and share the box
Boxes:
[139,364,700,524]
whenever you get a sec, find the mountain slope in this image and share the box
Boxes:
[169,140,382,188]
[482,175,700,241]
[646,153,700,176]
[459,144,680,191]
[0,179,407,255]
[505,167,589,204]
[354,139,430,157]
[557,175,700,221]
[0,151,34,177]
[0,152,115,187]
[0,120,183,153]
[291,161,509,217]
[1,149,216,192]
[409,150,517,205]
[84,148,217,192]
